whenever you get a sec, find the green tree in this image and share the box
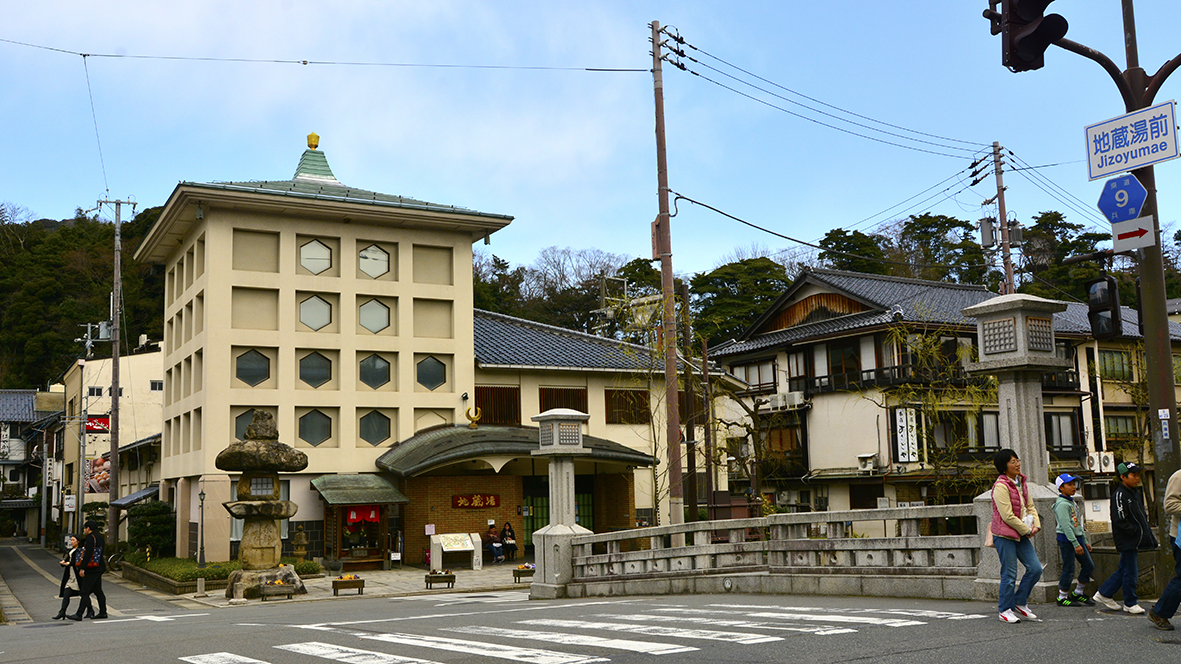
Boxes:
[818,229,888,274]
[892,213,989,284]
[1017,211,1109,301]
[127,500,176,557]
[689,257,791,346]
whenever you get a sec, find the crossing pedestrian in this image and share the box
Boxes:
[990,449,1042,624]
[1149,467,1181,630]
[68,520,108,620]
[1052,473,1095,606]
[1094,462,1157,614]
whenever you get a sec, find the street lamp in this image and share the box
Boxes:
[197,489,206,569]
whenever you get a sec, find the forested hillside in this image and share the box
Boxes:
[0,205,164,389]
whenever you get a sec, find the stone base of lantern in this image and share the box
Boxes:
[225,567,306,600]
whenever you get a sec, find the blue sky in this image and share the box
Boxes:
[4,1,1181,277]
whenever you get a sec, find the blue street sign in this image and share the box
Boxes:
[1097,174,1148,223]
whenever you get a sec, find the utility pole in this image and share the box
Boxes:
[991,142,1016,294]
[99,198,134,541]
[680,282,697,522]
[651,21,684,532]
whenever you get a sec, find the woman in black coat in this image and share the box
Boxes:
[53,535,84,620]
[500,522,518,562]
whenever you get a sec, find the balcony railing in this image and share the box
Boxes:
[1042,369,1081,390]
[804,365,1079,395]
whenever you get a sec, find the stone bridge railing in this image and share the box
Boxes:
[566,504,983,600]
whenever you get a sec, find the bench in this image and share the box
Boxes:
[425,573,456,589]
[259,584,295,601]
[332,578,365,596]
[512,569,535,583]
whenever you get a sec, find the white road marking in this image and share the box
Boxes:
[654,607,924,627]
[278,642,444,664]
[180,654,270,664]
[591,613,856,635]
[444,624,698,654]
[106,612,209,623]
[704,603,987,620]
[298,601,624,629]
[359,632,608,664]
[393,591,529,606]
[518,618,783,644]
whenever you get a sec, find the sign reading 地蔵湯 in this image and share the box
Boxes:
[452,494,500,508]
[1086,101,1179,180]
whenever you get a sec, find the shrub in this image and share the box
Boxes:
[130,556,321,582]
[127,500,176,557]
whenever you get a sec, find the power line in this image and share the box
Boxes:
[81,55,109,195]
[0,37,647,72]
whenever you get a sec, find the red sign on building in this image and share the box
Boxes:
[452,494,499,508]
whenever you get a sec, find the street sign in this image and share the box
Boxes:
[1086,100,1180,180]
[1097,174,1148,222]
[1111,215,1156,253]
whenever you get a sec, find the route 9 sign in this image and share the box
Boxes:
[1097,174,1148,223]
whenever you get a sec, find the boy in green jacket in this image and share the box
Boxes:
[1054,473,1095,606]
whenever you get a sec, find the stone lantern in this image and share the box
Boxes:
[215,411,309,599]
[529,408,592,599]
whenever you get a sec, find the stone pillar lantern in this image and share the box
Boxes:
[962,293,1070,604]
[529,408,592,600]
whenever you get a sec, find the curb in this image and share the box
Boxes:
[183,582,526,608]
[0,568,33,626]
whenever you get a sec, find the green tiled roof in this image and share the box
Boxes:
[310,473,408,505]
[293,149,338,182]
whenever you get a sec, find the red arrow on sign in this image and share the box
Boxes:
[1117,227,1149,241]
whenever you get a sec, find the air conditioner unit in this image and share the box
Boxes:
[763,393,787,410]
[783,391,806,408]
[876,497,891,509]
[776,490,797,507]
[1086,452,1101,472]
[857,453,878,472]
[1100,451,1116,473]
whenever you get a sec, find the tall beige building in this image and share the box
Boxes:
[134,134,512,560]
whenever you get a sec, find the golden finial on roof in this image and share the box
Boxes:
[307,132,320,150]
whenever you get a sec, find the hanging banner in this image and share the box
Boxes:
[452,494,500,508]
[345,505,379,523]
[85,457,110,493]
[85,417,111,433]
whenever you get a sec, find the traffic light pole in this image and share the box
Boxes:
[1052,1,1181,544]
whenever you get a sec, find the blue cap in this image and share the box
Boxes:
[1055,473,1079,490]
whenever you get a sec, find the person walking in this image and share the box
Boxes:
[1052,474,1095,606]
[68,520,108,620]
[1094,462,1157,614]
[1149,466,1181,630]
[990,448,1043,624]
[53,535,84,620]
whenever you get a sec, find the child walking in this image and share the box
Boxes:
[1094,462,1158,613]
[1053,474,1095,606]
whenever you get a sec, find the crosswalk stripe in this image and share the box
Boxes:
[704,602,985,620]
[443,625,698,654]
[591,613,856,635]
[180,654,270,664]
[359,632,609,664]
[277,642,444,664]
[517,619,783,644]
[652,607,924,627]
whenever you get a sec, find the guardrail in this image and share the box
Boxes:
[567,504,982,599]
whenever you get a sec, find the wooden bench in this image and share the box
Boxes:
[332,578,365,596]
[259,584,295,601]
[512,569,535,583]
[425,573,456,589]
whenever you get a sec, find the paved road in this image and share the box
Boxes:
[0,538,202,623]
[4,587,1181,664]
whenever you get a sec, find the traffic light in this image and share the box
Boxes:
[1085,275,1122,340]
[985,0,1068,72]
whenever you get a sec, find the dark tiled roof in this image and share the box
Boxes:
[374,425,655,477]
[475,309,673,371]
[803,269,993,326]
[0,390,38,423]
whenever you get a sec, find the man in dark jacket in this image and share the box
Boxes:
[68,520,108,620]
[1094,463,1157,614]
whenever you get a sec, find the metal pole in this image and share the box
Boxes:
[680,282,697,521]
[651,20,684,531]
[101,199,126,542]
[702,339,715,521]
[198,489,206,568]
[40,433,48,547]
[77,358,87,535]
[992,142,1015,294]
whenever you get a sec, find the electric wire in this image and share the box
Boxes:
[671,33,988,149]
[671,190,991,271]
[1003,159,1108,234]
[81,56,109,195]
[1006,150,1107,229]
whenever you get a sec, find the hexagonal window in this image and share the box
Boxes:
[359,299,390,333]
[416,356,446,391]
[359,244,390,279]
[359,354,391,389]
[359,411,391,445]
[299,409,332,446]
[235,409,256,441]
[299,295,332,331]
[300,239,332,275]
[235,350,270,386]
[299,352,332,388]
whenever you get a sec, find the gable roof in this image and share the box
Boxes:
[716,268,1181,359]
[0,390,38,423]
[474,309,673,372]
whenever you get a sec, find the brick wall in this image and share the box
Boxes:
[593,473,635,532]
[403,475,524,565]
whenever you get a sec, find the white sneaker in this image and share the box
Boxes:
[1094,592,1121,610]
[1014,605,1038,620]
[999,609,1022,623]
[1123,604,1146,615]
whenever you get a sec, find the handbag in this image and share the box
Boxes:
[504,537,515,545]
[86,543,104,568]
[984,529,994,548]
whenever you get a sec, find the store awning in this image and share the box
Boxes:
[310,474,408,505]
[111,485,159,509]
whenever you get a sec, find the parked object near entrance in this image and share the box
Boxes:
[216,411,310,599]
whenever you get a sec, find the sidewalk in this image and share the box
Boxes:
[183,557,536,608]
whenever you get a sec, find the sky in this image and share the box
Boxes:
[5,1,1181,279]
